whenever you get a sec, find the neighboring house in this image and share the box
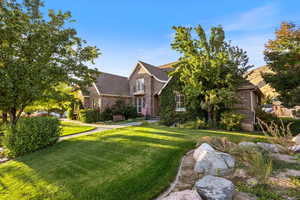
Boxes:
[80,60,262,131]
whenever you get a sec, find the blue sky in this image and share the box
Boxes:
[42,0,300,76]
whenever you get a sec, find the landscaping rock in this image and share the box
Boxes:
[292,134,300,145]
[193,143,215,160]
[289,145,300,152]
[234,192,257,200]
[238,142,257,148]
[232,168,248,178]
[246,177,258,186]
[161,190,202,200]
[194,150,235,176]
[195,175,235,200]
[256,142,285,153]
[271,153,298,163]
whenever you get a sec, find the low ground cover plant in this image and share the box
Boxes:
[3,117,61,158]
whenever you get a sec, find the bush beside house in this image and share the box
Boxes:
[78,100,138,123]
[220,111,244,131]
[3,117,61,158]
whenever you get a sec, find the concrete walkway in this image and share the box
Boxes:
[59,119,158,141]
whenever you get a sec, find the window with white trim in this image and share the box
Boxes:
[136,97,145,113]
[136,78,145,92]
[175,93,186,112]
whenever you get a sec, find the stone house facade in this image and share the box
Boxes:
[80,61,262,131]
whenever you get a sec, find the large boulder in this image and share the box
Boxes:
[193,143,215,160]
[194,150,235,176]
[161,190,202,200]
[256,142,285,153]
[195,175,235,200]
[292,134,300,145]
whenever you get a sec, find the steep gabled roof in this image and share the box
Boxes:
[138,61,169,82]
[94,72,130,96]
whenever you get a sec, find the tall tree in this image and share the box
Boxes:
[0,0,100,126]
[263,22,300,108]
[171,25,252,126]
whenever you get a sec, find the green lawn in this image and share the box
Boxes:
[60,121,96,136]
[96,117,145,125]
[0,124,266,200]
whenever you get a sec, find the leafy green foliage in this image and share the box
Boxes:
[100,107,113,121]
[178,119,207,129]
[160,76,204,126]
[111,100,138,120]
[237,183,284,200]
[79,109,100,123]
[3,117,61,157]
[0,0,100,126]
[263,22,300,108]
[220,111,244,131]
[171,25,252,126]
[24,84,78,117]
[67,108,75,120]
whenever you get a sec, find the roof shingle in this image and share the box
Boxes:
[139,61,169,81]
[94,72,130,96]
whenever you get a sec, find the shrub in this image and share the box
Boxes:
[67,108,74,120]
[111,100,137,120]
[99,107,113,121]
[79,109,100,123]
[220,111,244,131]
[179,118,207,129]
[3,117,61,158]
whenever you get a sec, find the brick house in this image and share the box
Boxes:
[80,61,262,131]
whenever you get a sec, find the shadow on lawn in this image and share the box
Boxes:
[1,125,266,200]
[1,129,194,200]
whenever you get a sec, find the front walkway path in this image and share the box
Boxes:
[59,119,158,141]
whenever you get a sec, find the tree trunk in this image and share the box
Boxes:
[9,108,18,126]
[212,111,217,128]
[207,111,213,127]
[2,112,8,123]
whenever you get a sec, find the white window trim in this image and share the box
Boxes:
[175,93,186,112]
[136,78,145,92]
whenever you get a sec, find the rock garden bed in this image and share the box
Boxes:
[157,135,300,200]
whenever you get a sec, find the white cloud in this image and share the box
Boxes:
[224,3,279,32]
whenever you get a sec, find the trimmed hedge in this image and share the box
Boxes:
[79,109,100,123]
[3,117,61,158]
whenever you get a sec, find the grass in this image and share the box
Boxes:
[96,117,145,125]
[60,121,96,136]
[0,124,266,200]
